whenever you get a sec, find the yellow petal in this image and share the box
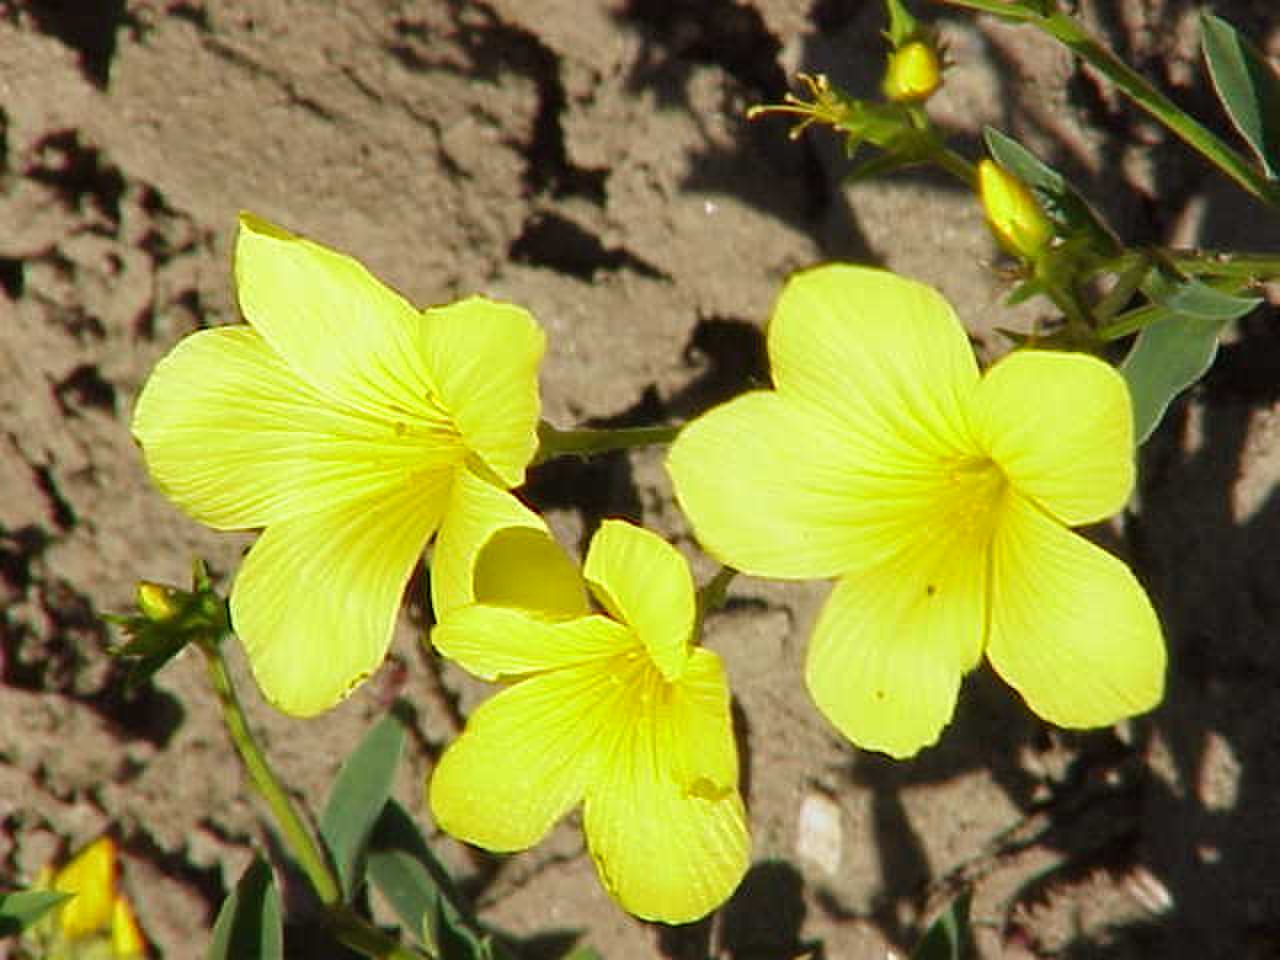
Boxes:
[54,837,117,940]
[133,326,463,530]
[429,662,617,851]
[432,609,631,681]
[420,297,544,488]
[663,648,739,793]
[430,469,586,619]
[804,543,985,758]
[582,655,748,923]
[111,896,147,958]
[987,493,1165,728]
[769,265,979,464]
[669,392,954,579]
[970,350,1135,525]
[582,520,693,680]
[232,474,451,716]
[234,213,440,417]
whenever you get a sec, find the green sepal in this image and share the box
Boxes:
[319,707,407,900]
[883,0,921,47]
[1201,12,1280,179]
[208,858,283,960]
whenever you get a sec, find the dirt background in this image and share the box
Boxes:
[2,0,1280,957]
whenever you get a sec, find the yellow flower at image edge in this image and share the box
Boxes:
[44,836,147,957]
[667,265,1165,759]
[428,519,748,924]
[132,213,544,716]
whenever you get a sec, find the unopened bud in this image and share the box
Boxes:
[136,582,180,622]
[882,40,942,103]
[977,158,1054,260]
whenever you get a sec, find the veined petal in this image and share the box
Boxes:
[987,493,1165,728]
[971,350,1134,525]
[430,469,587,620]
[663,648,739,793]
[432,609,631,681]
[133,326,463,529]
[582,520,694,680]
[235,214,445,420]
[804,542,986,758]
[582,658,748,923]
[421,297,544,488]
[231,472,451,716]
[769,265,980,463]
[669,392,953,579]
[428,662,619,851]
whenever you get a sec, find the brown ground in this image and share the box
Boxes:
[2,1,1280,958]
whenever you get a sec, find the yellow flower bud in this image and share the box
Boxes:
[882,40,942,103]
[135,581,180,622]
[977,158,1054,260]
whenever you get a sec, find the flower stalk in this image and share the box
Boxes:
[536,421,681,461]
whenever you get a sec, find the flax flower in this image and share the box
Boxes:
[428,517,748,923]
[667,265,1165,759]
[132,214,543,716]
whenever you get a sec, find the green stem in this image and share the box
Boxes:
[696,566,738,626]
[936,0,1280,207]
[199,640,342,907]
[934,145,977,187]
[536,421,681,462]
[200,641,428,960]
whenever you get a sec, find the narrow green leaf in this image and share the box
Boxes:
[1142,267,1263,322]
[560,948,605,960]
[320,709,406,899]
[0,890,69,936]
[1201,12,1280,179]
[910,890,972,960]
[208,858,283,960]
[366,800,502,959]
[983,128,1119,254]
[1121,309,1229,444]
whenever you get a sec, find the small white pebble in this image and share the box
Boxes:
[795,791,842,876]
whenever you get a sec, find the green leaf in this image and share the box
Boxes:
[367,800,495,959]
[1142,267,1263,322]
[1201,12,1280,179]
[1121,309,1230,444]
[559,949,605,960]
[208,858,283,960]
[320,709,406,899]
[983,128,1119,255]
[910,890,972,960]
[0,890,70,936]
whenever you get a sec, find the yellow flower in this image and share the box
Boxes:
[882,40,943,103]
[46,836,146,957]
[977,158,1054,260]
[132,214,544,716]
[667,265,1165,759]
[427,518,748,923]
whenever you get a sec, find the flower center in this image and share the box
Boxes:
[938,456,1008,546]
